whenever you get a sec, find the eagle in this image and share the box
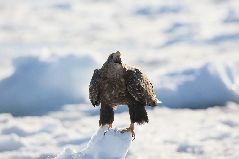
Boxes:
[89,51,158,139]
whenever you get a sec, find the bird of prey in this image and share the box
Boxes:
[89,51,158,139]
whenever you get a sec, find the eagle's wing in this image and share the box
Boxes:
[89,69,101,106]
[125,68,154,105]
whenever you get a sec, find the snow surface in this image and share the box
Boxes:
[0,103,239,159]
[55,127,132,159]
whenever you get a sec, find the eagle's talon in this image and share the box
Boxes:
[103,131,108,136]
[132,132,135,141]
[103,124,112,135]
[121,123,135,140]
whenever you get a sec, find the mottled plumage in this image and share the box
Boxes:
[89,51,158,137]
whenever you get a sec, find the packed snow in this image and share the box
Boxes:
[55,127,132,159]
[0,0,239,158]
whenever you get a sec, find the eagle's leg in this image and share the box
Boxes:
[121,104,149,140]
[99,104,114,135]
[128,103,149,124]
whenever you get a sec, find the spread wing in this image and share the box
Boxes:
[89,69,101,106]
[125,68,156,105]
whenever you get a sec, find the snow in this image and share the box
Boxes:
[0,55,98,115]
[176,143,204,155]
[0,135,24,152]
[224,8,239,23]
[0,103,238,159]
[81,127,131,159]
[157,62,239,108]
[55,127,132,159]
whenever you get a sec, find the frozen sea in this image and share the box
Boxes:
[0,0,239,158]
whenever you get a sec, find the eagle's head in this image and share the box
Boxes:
[107,51,122,64]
